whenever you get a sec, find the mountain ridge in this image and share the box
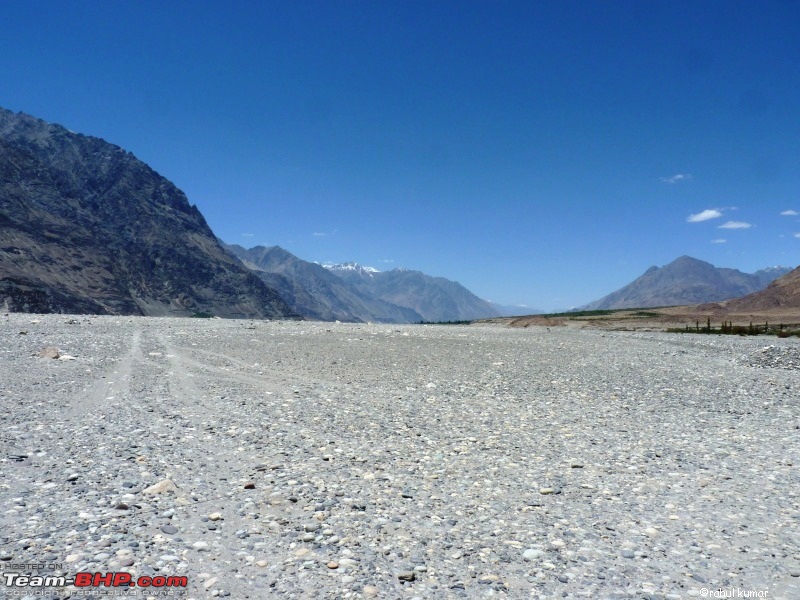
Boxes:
[324,262,501,322]
[221,244,422,323]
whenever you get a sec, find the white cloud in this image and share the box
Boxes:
[241,233,254,237]
[711,238,727,244]
[661,173,692,184]
[378,259,395,263]
[312,228,338,237]
[781,209,799,216]
[718,221,752,229]
[687,209,722,223]
[795,232,800,239]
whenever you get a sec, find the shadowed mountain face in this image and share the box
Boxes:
[222,244,422,323]
[583,256,791,310]
[324,263,501,322]
[0,108,296,318]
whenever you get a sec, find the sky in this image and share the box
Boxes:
[2,1,799,311]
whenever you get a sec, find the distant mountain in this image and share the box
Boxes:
[0,107,296,318]
[582,256,792,310]
[487,302,544,317]
[720,265,800,311]
[222,245,422,323]
[324,262,501,322]
[751,266,794,289]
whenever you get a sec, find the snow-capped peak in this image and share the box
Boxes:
[322,261,381,275]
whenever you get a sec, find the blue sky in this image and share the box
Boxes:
[3,1,799,310]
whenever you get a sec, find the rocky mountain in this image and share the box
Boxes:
[324,263,501,322]
[0,107,296,318]
[221,244,422,323]
[583,256,791,310]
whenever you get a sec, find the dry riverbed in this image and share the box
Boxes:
[1,314,799,599]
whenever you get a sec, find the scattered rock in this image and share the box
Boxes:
[523,549,543,561]
[143,479,178,494]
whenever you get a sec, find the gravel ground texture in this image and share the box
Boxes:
[1,314,799,600]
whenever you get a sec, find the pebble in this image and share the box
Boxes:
[38,346,60,359]
[2,316,797,600]
[523,549,543,561]
[143,479,178,494]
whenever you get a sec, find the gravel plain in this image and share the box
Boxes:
[1,314,799,600]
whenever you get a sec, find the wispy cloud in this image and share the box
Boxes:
[718,221,752,229]
[661,173,692,184]
[687,209,722,223]
[795,232,800,239]
[378,259,394,264]
[711,238,727,244]
[241,233,254,237]
[781,209,799,216]
[312,228,338,237]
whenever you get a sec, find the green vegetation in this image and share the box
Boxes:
[416,320,473,325]
[667,318,800,337]
[191,311,214,318]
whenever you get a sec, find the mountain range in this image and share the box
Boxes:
[223,244,501,323]
[2,107,797,320]
[322,262,501,321]
[0,107,508,322]
[582,256,791,310]
[221,244,423,323]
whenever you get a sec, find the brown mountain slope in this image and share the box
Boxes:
[720,266,800,311]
